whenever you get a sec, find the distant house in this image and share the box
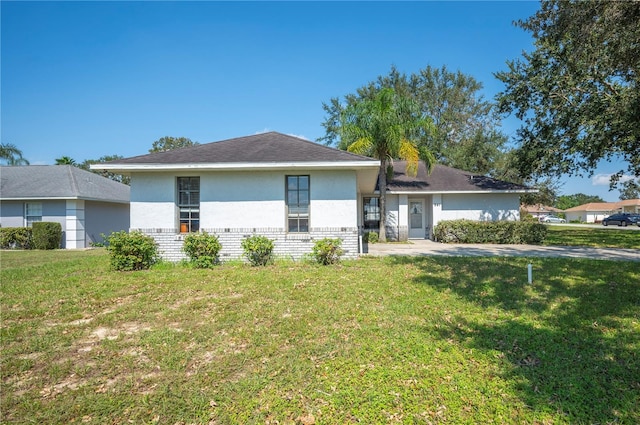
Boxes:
[521,204,565,221]
[564,199,640,223]
[0,165,130,248]
[617,199,640,214]
[93,132,534,261]
[564,202,619,223]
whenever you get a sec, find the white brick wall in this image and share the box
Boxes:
[136,227,359,263]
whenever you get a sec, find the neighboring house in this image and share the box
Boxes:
[521,204,565,221]
[617,198,640,214]
[93,132,533,261]
[0,165,130,248]
[370,161,534,240]
[564,202,619,223]
[564,199,640,222]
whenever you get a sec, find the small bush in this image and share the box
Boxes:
[364,231,379,244]
[32,222,62,250]
[106,231,159,271]
[312,238,344,265]
[182,231,222,268]
[241,235,275,266]
[0,227,32,249]
[433,220,547,245]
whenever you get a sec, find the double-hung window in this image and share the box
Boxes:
[25,202,42,227]
[177,177,200,233]
[363,197,380,230]
[286,175,309,232]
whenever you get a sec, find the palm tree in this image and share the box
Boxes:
[55,156,77,166]
[0,143,29,165]
[340,88,435,242]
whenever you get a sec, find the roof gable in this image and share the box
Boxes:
[103,132,374,165]
[0,165,130,203]
[384,161,533,193]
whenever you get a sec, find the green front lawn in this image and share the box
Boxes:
[544,225,640,249]
[2,250,639,424]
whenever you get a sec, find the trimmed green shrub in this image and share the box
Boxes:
[32,222,62,250]
[433,219,547,245]
[364,231,379,244]
[312,238,344,265]
[182,231,222,268]
[0,227,33,249]
[105,231,159,271]
[241,235,275,266]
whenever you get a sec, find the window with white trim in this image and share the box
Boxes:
[286,175,309,232]
[177,177,200,233]
[363,197,380,230]
[25,202,42,227]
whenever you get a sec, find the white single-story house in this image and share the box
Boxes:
[564,202,619,223]
[93,132,534,261]
[0,165,130,248]
[564,199,640,222]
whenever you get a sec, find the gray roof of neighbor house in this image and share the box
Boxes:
[0,165,130,203]
[384,161,533,193]
[99,132,375,166]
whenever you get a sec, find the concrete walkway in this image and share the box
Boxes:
[364,239,640,262]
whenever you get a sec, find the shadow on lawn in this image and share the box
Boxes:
[389,256,640,423]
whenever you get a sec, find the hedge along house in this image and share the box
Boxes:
[93,132,379,261]
[0,165,130,248]
[362,161,535,240]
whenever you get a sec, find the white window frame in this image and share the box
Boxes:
[177,177,200,233]
[286,175,310,233]
[25,202,43,227]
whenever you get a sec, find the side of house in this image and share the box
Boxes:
[361,162,533,240]
[0,166,130,248]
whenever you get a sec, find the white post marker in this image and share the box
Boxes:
[528,263,533,284]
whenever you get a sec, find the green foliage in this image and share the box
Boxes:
[555,193,605,210]
[339,87,435,242]
[433,219,547,245]
[0,227,32,249]
[182,231,222,268]
[54,156,76,165]
[495,0,640,183]
[619,179,640,201]
[320,65,510,178]
[241,235,275,266]
[80,155,130,185]
[105,231,159,271]
[0,142,29,165]
[311,238,344,265]
[364,231,379,244]
[31,222,62,250]
[149,136,198,153]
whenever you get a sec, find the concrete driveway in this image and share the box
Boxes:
[364,239,640,262]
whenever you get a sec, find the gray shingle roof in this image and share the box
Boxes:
[103,132,374,165]
[1,165,130,203]
[384,161,532,193]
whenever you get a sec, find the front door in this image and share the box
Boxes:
[408,199,425,239]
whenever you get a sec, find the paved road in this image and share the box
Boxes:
[364,239,640,262]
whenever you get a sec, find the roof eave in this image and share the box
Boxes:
[378,189,537,195]
[92,161,381,173]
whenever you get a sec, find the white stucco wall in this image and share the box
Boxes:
[130,169,359,231]
[85,201,130,245]
[565,211,608,223]
[130,174,177,229]
[438,193,520,224]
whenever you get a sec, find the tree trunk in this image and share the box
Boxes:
[378,159,387,242]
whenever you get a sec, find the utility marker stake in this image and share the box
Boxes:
[527,263,533,284]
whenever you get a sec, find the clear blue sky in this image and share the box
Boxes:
[1,1,630,201]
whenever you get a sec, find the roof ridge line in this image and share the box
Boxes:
[67,165,80,197]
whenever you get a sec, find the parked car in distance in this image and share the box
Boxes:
[541,215,566,223]
[602,213,640,227]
